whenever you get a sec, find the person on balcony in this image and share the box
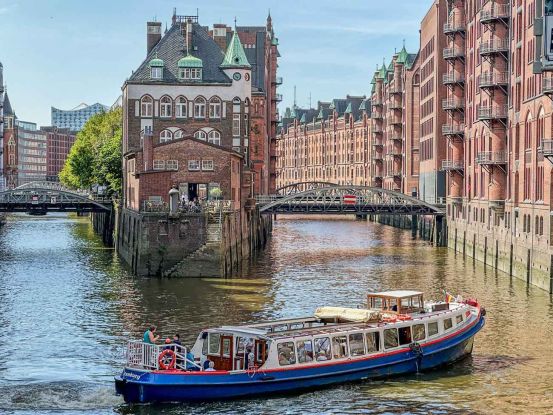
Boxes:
[143,325,160,344]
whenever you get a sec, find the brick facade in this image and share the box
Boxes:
[43,126,76,182]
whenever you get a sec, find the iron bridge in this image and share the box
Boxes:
[257,184,444,216]
[0,181,111,213]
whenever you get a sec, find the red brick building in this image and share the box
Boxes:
[2,92,17,189]
[122,12,279,212]
[42,126,76,182]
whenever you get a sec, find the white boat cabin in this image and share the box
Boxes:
[367,290,425,315]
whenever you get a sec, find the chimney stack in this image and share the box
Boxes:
[143,132,153,172]
[146,22,162,55]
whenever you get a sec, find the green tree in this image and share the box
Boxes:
[60,107,122,195]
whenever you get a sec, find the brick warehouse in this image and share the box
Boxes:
[118,11,276,276]
[276,0,553,292]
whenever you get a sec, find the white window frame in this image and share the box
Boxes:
[160,96,172,118]
[209,99,221,119]
[188,160,200,171]
[194,98,206,118]
[208,130,221,145]
[159,130,173,143]
[233,113,241,137]
[153,160,165,170]
[202,160,214,171]
[141,96,153,117]
[150,67,163,79]
[194,131,207,141]
[175,97,187,118]
[166,160,179,170]
[179,68,202,80]
[174,129,184,140]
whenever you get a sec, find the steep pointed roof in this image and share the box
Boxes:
[344,102,353,114]
[221,30,251,69]
[3,92,15,117]
[396,45,409,64]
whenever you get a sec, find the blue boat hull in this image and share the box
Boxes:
[115,315,485,403]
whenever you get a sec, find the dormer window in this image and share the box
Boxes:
[180,68,202,80]
[177,54,203,81]
[148,56,164,80]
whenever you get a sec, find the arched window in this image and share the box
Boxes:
[175,96,187,118]
[209,97,221,119]
[141,96,153,117]
[194,97,206,118]
[194,130,207,141]
[525,112,533,150]
[208,130,221,145]
[160,130,173,143]
[160,96,172,118]
[174,129,184,139]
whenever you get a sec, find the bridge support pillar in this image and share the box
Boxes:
[411,214,418,238]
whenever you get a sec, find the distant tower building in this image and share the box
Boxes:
[0,61,4,190]
[51,102,109,132]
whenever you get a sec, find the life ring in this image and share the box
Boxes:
[382,317,397,323]
[158,349,176,370]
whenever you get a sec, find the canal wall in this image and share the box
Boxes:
[448,221,553,293]
[116,206,272,277]
[90,205,116,247]
[368,214,448,246]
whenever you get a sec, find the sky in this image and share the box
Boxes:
[0,0,434,127]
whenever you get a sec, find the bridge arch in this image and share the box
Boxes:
[275,181,339,195]
[260,185,444,215]
[0,181,111,213]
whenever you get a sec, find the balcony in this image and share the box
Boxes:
[480,40,509,56]
[478,72,509,89]
[477,105,508,121]
[442,124,465,137]
[441,160,464,171]
[389,87,403,95]
[388,149,403,158]
[273,76,283,85]
[390,134,403,142]
[476,150,507,165]
[373,153,384,161]
[372,112,383,120]
[543,77,553,95]
[443,73,465,85]
[387,170,402,178]
[372,99,383,106]
[480,4,510,24]
[443,20,466,35]
[372,139,383,148]
[443,47,465,60]
[542,140,553,162]
[272,93,283,102]
[442,98,465,111]
[390,117,403,126]
[389,102,403,110]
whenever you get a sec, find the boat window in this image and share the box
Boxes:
[222,337,232,357]
[412,324,426,341]
[384,328,399,349]
[314,337,332,361]
[427,321,439,337]
[455,314,463,325]
[386,298,398,312]
[349,333,365,356]
[277,342,296,366]
[296,340,314,363]
[370,297,383,309]
[366,331,381,352]
[332,336,349,359]
[398,326,412,345]
[208,333,221,354]
[274,324,289,332]
[290,323,304,330]
[443,318,453,331]
[236,337,253,356]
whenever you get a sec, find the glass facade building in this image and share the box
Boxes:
[51,103,108,131]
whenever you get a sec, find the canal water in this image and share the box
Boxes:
[0,213,551,414]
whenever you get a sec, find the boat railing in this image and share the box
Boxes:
[125,340,202,371]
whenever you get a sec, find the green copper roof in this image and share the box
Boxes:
[317,109,324,119]
[221,31,251,69]
[329,102,335,110]
[388,60,394,71]
[271,37,279,46]
[300,113,306,123]
[149,58,165,67]
[178,54,203,68]
[396,45,409,65]
[376,61,387,80]
[290,107,297,118]
[359,100,367,111]
[344,102,352,114]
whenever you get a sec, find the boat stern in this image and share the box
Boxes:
[114,368,152,403]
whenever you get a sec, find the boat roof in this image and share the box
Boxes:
[369,290,423,298]
[207,326,269,338]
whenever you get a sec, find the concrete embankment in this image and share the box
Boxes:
[115,206,272,277]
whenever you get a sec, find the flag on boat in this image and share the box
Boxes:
[444,290,455,303]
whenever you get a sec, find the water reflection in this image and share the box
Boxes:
[0,214,551,414]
